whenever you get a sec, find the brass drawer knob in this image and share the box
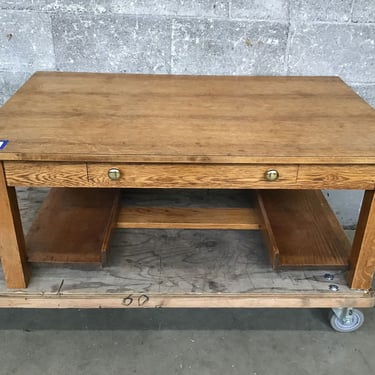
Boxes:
[265,169,279,181]
[108,167,121,180]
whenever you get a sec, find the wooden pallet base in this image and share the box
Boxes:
[0,292,373,309]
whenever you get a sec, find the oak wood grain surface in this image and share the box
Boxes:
[0,163,30,288]
[26,188,120,264]
[257,190,351,268]
[347,190,375,289]
[87,163,298,188]
[116,207,261,230]
[297,165,375,189]
[255,189,280,268]
[4,161,90,187]
[1,72,375,164]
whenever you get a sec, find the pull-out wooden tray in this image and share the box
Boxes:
[26,188,120,264]
[256,190,351,269]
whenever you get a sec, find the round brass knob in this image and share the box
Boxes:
[108,167,121,180]
[265,169,279,181]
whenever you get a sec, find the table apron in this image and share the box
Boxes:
[3,161,375,190]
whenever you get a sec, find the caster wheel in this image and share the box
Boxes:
[329,309,364,333]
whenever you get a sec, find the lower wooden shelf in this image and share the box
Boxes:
[24,188,352,271]
[3,187,372,308]
[256,190,351,268]
[26,188,120,264]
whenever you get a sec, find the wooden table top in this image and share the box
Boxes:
[0,72,374,164]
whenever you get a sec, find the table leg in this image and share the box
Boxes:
[347,190,375,290]
[0,162,30,288]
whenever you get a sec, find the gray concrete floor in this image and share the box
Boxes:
[0,307,374,374]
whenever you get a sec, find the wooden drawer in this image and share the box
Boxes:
[87,163,298,189]
[4,161,89,187]
[297,165,375,189]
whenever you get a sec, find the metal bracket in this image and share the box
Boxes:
[332,307,354,325]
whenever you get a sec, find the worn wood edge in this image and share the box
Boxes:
[4,153,375,165]
[255,190,279,268]
[101,190,121,262]
[28,72,344,82]
[116,207,262,230]
[0,292,373,309]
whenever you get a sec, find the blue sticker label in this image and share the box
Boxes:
[0,140,9,150]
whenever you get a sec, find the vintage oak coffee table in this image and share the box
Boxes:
[1,72,375,331]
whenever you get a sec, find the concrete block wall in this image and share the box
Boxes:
[0,0,375,227]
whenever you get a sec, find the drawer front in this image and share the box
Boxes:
[297,165,375,189]
[87,163,298,188]
[4,161,89,187]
